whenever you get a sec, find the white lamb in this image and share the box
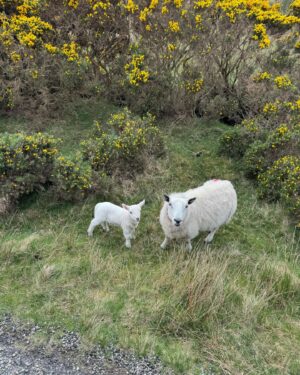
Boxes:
[87,200,145,248]
[159,179,237,251]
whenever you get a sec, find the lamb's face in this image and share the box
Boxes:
[122,200,145,224]
[164,195,196,227]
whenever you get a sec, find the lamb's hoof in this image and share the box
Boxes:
[160,243,166,250]
[87,232,93,237]
[125,243,131,249]
[204,239,212,245]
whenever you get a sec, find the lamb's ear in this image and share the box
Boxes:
[188,197,196,205]
[139,199,145,207]
[164,194,170,202]
[122,204,129,210]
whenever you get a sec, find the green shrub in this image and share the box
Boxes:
[0,132,59,204]
[243,124,300,177]
[219,126,255,158]
[258,156,300,216]
[81,108,164,176]
[51,156,92,201]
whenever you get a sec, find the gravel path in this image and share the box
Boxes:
[0,315,174,375]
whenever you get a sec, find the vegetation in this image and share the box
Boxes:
[1,0,300,373]
[1,0,300,118]
[220,95,300,219]
[0,104,299,374]
[0,107,163,206]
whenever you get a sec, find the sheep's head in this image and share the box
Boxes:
[122,200,145,224]
[164,195,196,227]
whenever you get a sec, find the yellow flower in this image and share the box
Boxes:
[31,70,38,79]
[124,0,138,13]
[274,75,292,88]
[168,20,180,32]
[10,52,21,62]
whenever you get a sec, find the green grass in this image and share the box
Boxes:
[0,103,300,374]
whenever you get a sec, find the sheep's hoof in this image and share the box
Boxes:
[204,239,212,244]
[87,232,93,237]
[125,242,131,248]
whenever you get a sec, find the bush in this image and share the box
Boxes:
[50,156,92,201]
[0,132,59,204]
[243,125,300,177]
[219,125,256,158]
[258,156,300,215]
[81,108,164,177]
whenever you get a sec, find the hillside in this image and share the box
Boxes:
[0,102,299,374]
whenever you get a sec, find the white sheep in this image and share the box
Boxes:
[87,200,145,248]
[159,179,237,250]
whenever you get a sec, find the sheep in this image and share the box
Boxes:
[87,200,145,248]
[159,179,237,251]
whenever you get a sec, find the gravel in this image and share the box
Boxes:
[0,315,175,375]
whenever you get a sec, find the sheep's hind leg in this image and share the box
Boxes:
[160,237,169,249]
[101,222,109,232]
[87,218,102,237]
[204,228,218,244]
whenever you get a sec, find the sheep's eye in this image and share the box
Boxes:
[130,211,133,214]
[169,203,172,207]
[185,205,188,208]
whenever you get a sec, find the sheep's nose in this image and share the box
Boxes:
[136,218,140,222]
[174,219,181,226]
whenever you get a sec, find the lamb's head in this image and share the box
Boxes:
[122,200,145,224]
[164,195,196,227]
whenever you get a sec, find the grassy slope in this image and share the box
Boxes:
[0,103,300,374]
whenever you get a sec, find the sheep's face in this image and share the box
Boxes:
[164,195,196,227]
[122,200,145,224]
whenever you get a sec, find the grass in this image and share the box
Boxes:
[0,101,300,374]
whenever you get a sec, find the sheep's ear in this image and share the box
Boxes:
[164,194,170,202]
[188,197,196,205]
[122,204,129,210]
[139,199,145,207]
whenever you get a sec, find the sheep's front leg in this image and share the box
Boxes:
[204,228,218,244]
[130,231,136,240]
[186,239,192,251]
[160,237,170,249]
[123,229,132,248]
[87,218,101,237]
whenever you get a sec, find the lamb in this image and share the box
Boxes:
[87,200,145,248]
[159,179,237,251]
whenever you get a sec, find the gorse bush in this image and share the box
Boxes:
[0,132,59,203]
[0,109,163,207]
[1,0,300,118]
[81,108,164,176]
[220,78,300,220]
[50,156,92,201]
[258,156,300,215]
[243,124,300,177]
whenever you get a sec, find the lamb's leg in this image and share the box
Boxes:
[87,218,102,237]
[204,228,218,244]
[101,222,109,232]
[130,231,136,240]
[160,237,170,249]
[186,239,192,251]
[123,229,132,248]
